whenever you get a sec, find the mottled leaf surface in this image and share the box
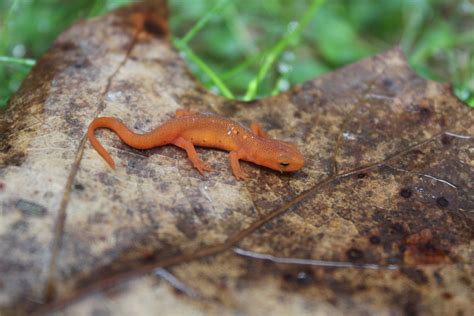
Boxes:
[0,2,472,315]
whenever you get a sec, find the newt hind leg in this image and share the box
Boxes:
[172,137,212,175]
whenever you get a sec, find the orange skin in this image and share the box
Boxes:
[87,109,305,180]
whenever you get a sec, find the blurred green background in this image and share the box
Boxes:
[0,0,473,109]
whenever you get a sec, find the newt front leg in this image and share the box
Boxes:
[250,122,270,138]
[172,137,212,175]
[229,150,248,180]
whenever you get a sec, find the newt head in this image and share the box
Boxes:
[247,139,305,173]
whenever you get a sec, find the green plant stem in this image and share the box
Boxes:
[0,0,20,54]
[173,39,234,99]
[0,56,36,66]
[243,0,325,101]
[400,0,428,52]
[181,0,232,44]
[221,46,273,80]
[173,0,234,98]
[456,30,474,46]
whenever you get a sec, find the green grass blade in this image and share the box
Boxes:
[0,56,36,66]
[400,0,429,52]
[455,30,474,46]
[0,0,20,53]
[181,0,232,45]
[243,0,325,101]
[174,39,234,99]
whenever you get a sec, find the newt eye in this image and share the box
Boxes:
[280,162,290,167]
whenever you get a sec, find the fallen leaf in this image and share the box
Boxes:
[0,2,472,315]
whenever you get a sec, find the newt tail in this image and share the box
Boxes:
[87,117,165,169]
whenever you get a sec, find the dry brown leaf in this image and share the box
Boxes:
[0,2,473,315]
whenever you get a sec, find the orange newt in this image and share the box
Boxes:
[87,109,304,180]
